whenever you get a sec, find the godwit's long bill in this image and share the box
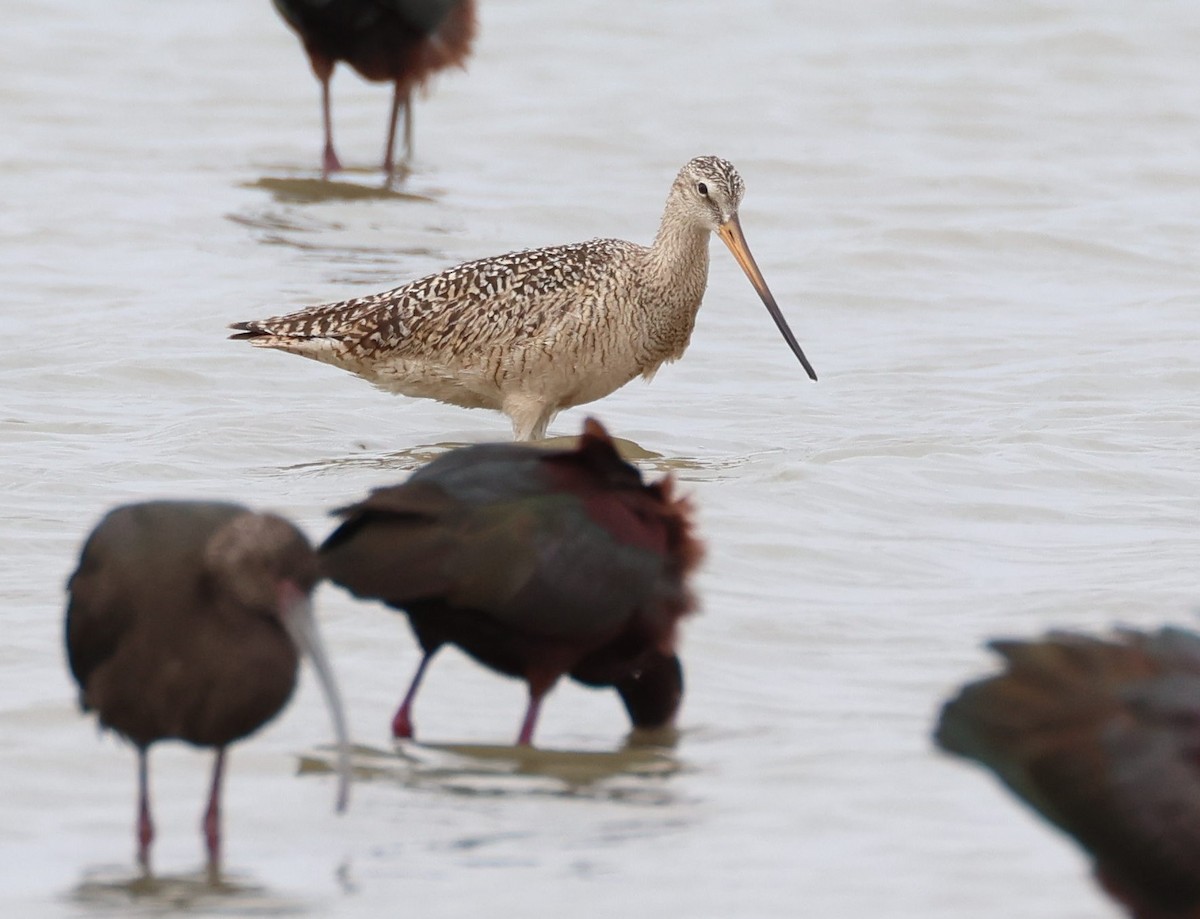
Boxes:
[715,214,817,380]
[231,156,817,441]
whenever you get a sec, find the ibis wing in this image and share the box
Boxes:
[936,629,1200,906]
[383,0,462,33]
[65,544,131,707]
[438,496,665,641]
[65,502,245,705]
[275,0,461,36]
[321,482,464,602]
[322,484,666,642]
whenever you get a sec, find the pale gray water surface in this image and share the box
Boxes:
[4,1,1200,917]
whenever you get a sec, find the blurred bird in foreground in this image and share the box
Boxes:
[936,626,1200,919]
[65,501,351,872]
[320,418,703,746]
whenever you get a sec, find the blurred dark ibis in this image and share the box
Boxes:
[936,626,1200,919]
[320,418,702,746]
[65,501,351,872]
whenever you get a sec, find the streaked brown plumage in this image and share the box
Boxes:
[66,501,351,872]
[319,418,703,746]
[272,0,477,180]
[936,627,1200,919]
[230,156,817,441]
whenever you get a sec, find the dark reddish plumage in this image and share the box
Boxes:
[320,418,703,746]
[935,627,1200,919]
[66,501,350,872]
[272,0,477,180]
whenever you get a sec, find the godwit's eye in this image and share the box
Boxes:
[697,182,709,197]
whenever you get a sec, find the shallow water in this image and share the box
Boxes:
[4,1,1200,917]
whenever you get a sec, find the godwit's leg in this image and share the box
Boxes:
[504,396,557,442]
[136,748,154,871]
[392,647,439,739]
[202,747,227,869]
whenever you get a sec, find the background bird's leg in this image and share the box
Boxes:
[403,96,414,163]
[393,648,438,739]
[383,83,410,184]
[136,748,154,872]
[311,56,341,177]
[202,748,227,869]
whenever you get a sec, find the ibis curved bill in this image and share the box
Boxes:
[279,588,352,813]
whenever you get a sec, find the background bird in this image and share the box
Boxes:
[935,626,1200,919]
[272,0,477,181]
[231,155,817,441]
[65,501,351,872]
[319,418,703,746]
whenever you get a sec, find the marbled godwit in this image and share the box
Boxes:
[319,418,702,746]
[232,156,817,440]
[936,627,1200,918]
[65,501,351,871]
[272,0,477,180]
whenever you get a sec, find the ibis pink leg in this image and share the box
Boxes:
[403,93,414,163]
[202,748,227,868]
[319,72,342,177]
[516,690,546,746]
[392,649,437,739]
[136,748,154,870]
[383,83,411,184]
[517,672,563,746]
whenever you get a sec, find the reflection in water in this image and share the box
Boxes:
[277,442,470,475]
[225,211,443,262]
[272,436,765,481]
[640,450,778,480]
[69,865,306,916]
[298,737,686,806]
[243,176,435,206]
